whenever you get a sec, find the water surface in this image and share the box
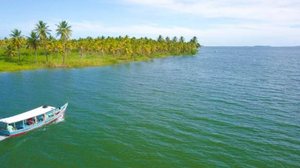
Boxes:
[0,47,300,167]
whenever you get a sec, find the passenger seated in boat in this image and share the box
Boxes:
[27,118,35,125]
[7,124,14,132]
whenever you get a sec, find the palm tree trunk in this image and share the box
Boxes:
[18,48,20,63]
[43,43,48,62]
[46,49,48,62]
[80,47,83,58]
[63,52,65,64]
[63,42,66,64]
[35,49,37,63]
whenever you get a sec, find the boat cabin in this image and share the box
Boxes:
[0,105,57,136]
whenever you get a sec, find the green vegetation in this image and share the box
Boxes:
[0,20,200,72]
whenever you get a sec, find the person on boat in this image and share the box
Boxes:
[7,124,13,132]
[27,118,35,125]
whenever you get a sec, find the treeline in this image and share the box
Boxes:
[0,20,200,65]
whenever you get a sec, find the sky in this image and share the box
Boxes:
[0,0,300,46]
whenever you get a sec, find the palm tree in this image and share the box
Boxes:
[157,35,164,42]
[5,44,17,58]
[179,36,185,43]
[165,36,170,42]
[35,21,51,61]
[56,21,72,64]
[10,29,23,63]
[190,36,200,48]
[27,31,39,63]
[172,36,178,42]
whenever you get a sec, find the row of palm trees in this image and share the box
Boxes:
[2,20,71,64]
[0,20,200,65]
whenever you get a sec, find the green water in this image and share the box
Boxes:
[0,47,299,167]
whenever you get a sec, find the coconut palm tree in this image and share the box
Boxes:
[157,35,164,42]
[165,36,171,42]
[27,31,39,63]
[5,44,17,58]
[179,36,185,43]
[56,21,72,64]
[10,29,23,63]
[172,36,178,42]
[35,21,51,61]
[190,36,200,48]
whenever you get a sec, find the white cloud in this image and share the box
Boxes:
[2,19,299,46]
[1,0,299,46]
[71,21,194,37]
[116,0,300,45]
[71,21,300,46]
[125,0,300,25]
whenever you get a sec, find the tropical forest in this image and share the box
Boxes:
[0,20,200,72]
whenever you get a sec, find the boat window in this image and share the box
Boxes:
[0,122,7,131]
[15,121,24,130]
[46,111,54,118]
[37,115,44,122]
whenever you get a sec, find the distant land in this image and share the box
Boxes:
[0,20,200,72]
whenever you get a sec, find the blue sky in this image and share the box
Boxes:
[0,0,300,46]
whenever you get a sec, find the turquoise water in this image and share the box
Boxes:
[0,47,299,167]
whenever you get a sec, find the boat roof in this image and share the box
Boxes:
[0,105,55,124]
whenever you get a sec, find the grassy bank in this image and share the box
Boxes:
[0,49,192,72]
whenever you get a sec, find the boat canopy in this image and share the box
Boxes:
[0,106,55,124]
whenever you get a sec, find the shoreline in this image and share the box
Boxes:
[1,31,200,73]
[0,53,194,73]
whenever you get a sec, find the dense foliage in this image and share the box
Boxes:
[0,20,200,69]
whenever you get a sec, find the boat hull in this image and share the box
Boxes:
[0,135,6,141]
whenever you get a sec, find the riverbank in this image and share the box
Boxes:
[0,51,193,72]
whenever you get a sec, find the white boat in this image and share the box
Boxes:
[0,103,68,141]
